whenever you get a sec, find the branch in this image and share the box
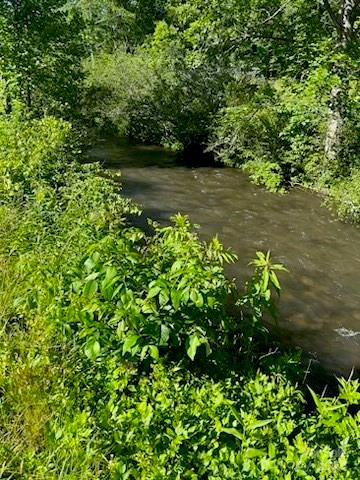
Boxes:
[261,0,292,26]
[322,0,343,32]
[260,0,292,25]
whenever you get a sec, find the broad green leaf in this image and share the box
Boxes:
[149,345,159,360]
[148,285,161,298]
[186,334,202,361]
[160,324,170,346]
[122,335,139,355]
[84,338,101,361]
[159,289,169,306]
[84,279,98,298]
[190,289,204,307]
[170,288,182,310]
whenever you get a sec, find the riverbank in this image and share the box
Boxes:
[1,115,360,478]
[90,139,360,377]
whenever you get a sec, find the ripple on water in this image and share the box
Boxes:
[90,141,360,376]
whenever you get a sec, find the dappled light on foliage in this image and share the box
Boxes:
[0,1,360,478]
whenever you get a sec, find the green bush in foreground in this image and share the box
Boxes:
[0,113,359,479]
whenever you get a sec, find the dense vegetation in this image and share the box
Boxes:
[0,1,360,479]
[77,0,360,221]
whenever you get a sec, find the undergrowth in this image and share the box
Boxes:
[0,112,359,479]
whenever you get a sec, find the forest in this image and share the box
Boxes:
[0,1,360,478]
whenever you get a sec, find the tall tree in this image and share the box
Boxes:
[69,0,168,54]
[322,0,360,163]
[0,0,84,116]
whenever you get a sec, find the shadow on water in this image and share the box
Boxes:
[89,139,360,378]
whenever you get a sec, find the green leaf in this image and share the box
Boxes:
[170,288,182,310]
[84,338,101,361]
[159,289,170,306]
[122,335,139,355]
[101,267,119,299]
[84,257,95,273]
[148,285,161,298]
[140,345,149,361]
[245,448,266,458]
[248,419,273,430]
[160,324,170,346]
[149,345,159,360]
[142,300,157,314]
[190,289,204,308]
[186,334,202,361]
[221,427,244,441]
[270,271,281,291]
[83,279,98,298]
[230,406,242,423]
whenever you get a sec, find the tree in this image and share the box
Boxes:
[0,0,84,117]
[69,0,168,54]
[322,0,360,164]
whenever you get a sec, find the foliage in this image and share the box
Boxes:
[0,110,359,479]
[80,0,360,219]
[93,364,360,479]
[0,0,84,117]
[1,3,360,477]
[0,112,75,199]
[84,33,225,148]
[83,49,158,136]
[243,161,285,193]
[326,168,360,223]
[70,0,168,54]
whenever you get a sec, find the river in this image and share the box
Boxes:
[90,140,360,376]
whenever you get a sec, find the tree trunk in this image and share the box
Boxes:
[324,0,356,165]
[325,86,343,163]
[339,0,355,48]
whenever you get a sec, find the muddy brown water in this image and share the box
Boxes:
[90,140,360,376]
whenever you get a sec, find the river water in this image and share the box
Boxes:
[90,140,360,376]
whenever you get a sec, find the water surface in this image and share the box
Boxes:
[90,141,360,376]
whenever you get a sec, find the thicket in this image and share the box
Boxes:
[0,108,360,479]
[82,0,360,221]
[1,1,360,478]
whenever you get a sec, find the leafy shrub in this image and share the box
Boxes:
[326,169,360,223]
[98,364,360,479]
[209,84,290,169]
[0,112,75,199]
[243,160,285,193]
[0,110,359,479]
[83,49,158,136]
[208,70,335,189]
[84,22,226,150]
[37,215,236,364]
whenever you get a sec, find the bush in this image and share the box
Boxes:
[84,22,226,150]
[208,71,333,190]
[0,112,75,199]
[93,364,360,479]
[83,49,158,136]
[243,160,285,193]
[326,169,360,223]
[209,84,290,169]
[0,111,359,479]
